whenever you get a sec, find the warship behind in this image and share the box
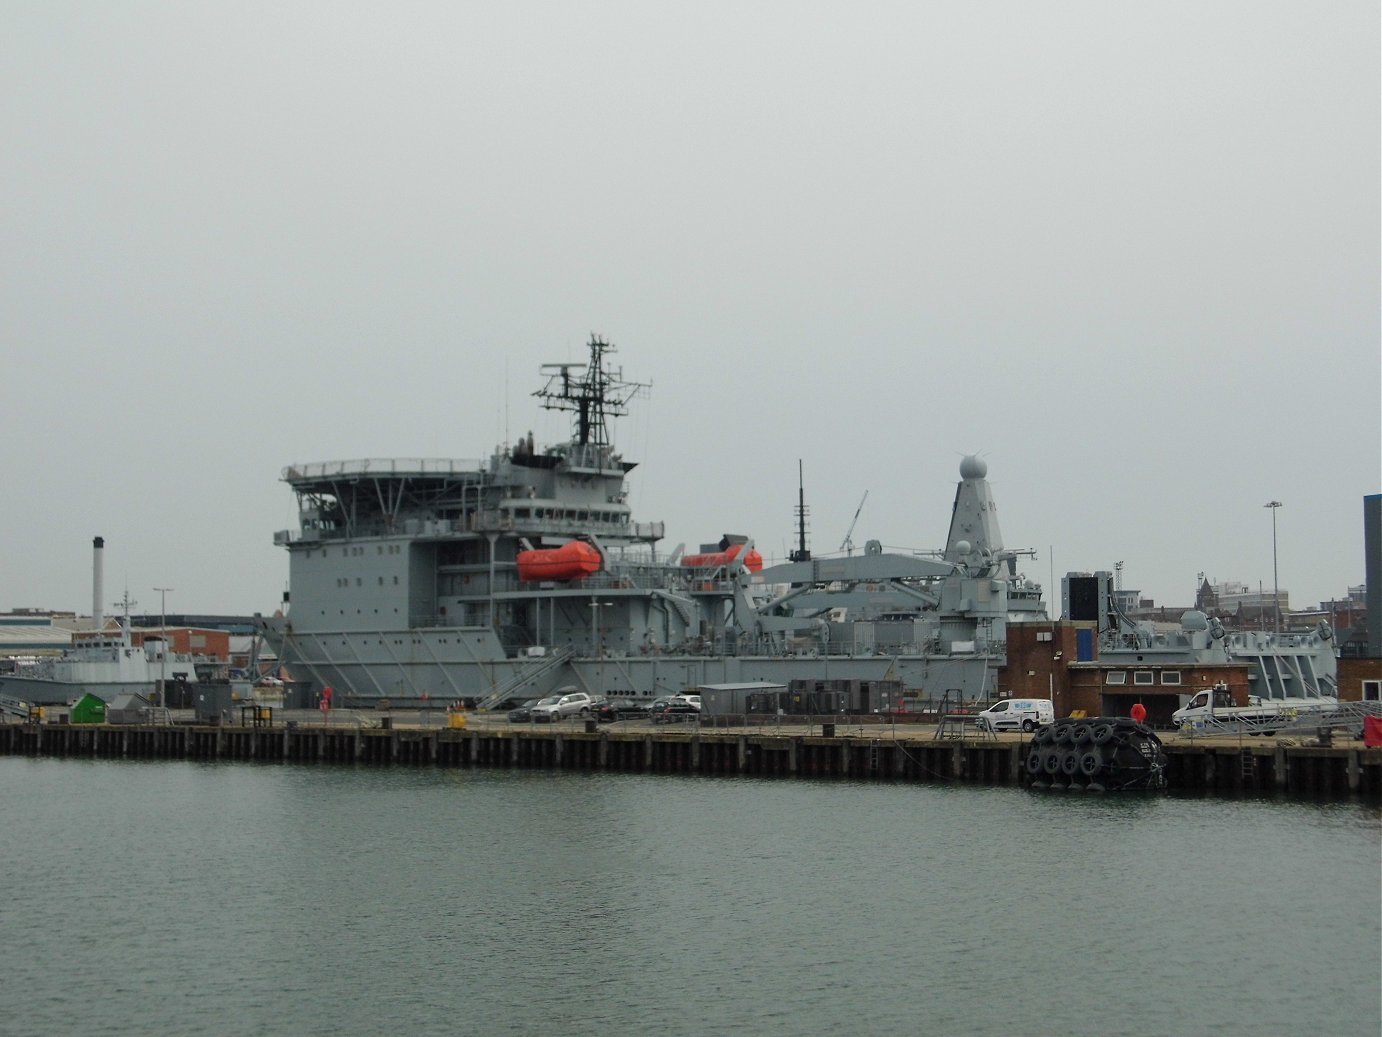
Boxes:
[259,335,1052,707]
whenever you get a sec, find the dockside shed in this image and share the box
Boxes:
[697,682,788,715]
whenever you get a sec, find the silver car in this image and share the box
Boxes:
[530,691,594,722]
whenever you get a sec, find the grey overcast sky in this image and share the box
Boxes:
[2,1,1378,618]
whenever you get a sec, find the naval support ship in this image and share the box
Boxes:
[258,336,1049,708]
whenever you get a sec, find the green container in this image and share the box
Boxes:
[70,693,107,725]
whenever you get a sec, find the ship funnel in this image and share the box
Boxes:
[92,536,105,633]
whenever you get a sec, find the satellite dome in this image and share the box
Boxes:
[959,455,987,480]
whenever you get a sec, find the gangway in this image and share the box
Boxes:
[476,646,574,712]
[0,696,32,720]
[1181,700,1382,739]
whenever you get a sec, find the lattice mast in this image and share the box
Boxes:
[533,334,647,452]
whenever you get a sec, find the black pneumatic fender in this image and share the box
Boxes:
[1026,716,1169,793]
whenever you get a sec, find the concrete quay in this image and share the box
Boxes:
[1,714,1378,800]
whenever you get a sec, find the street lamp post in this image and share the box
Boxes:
[1263,502,1281,634]
[153,587,173,708]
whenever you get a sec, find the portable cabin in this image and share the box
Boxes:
[107,692,151,725]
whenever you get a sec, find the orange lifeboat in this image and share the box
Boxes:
[680,542,763,573]
[516,541,602,582]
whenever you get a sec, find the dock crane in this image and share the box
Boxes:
[840,491,868,555]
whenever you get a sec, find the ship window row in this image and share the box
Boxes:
[507,506,628,524]
[335,576,400,587]
[1104,671,1181,686]
[314,545,404,557]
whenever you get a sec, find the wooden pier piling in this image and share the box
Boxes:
[0,720,1377,800]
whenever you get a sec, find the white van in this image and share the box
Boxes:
[976,698,1055,733]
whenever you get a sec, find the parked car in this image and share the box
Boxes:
[531,690,595,722]
[596,698,652,723]
[510,696,552,723]
[651,697,701,723]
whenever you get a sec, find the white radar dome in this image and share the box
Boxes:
[959,455,987,480]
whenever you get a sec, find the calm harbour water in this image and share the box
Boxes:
[0,757,1377,1037]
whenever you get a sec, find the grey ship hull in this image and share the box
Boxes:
[255,619,1002,706]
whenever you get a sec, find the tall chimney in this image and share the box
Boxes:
[92,537,105,633]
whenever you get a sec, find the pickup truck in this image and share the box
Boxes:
[1171,683,1337,731]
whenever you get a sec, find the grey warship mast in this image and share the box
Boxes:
[261,337,1048,706]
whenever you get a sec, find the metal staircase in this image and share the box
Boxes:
[476,646,574,712]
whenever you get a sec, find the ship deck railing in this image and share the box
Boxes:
[284,459,488,481]
[478,637,998,660]
[277,515,667,545]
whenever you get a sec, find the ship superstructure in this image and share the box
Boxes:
[1064,570,1339,701]
[262,336,1049,706]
